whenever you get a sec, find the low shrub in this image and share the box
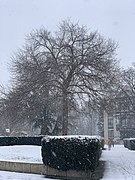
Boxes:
[123,138,135,150]
[41,135,101,172]
[0,136,44,146]
[100,137,105,150]
[123,138,129,148]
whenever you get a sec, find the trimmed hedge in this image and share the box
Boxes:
[123,138,135,150]
[41,135,101,172]
[0,136,44,146]
[100,137,105,150]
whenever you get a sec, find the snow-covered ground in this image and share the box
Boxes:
[0,145,59,179]
[101,144,135,180]
[0,170,59,180]
[0,144,135,179]
[0,145,42,163]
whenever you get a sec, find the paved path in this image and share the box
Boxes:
[100,145,135,179]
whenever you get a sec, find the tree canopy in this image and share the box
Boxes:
[1,20,119,135]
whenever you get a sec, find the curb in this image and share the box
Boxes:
[0,160,105,179]
[0,161,46,175]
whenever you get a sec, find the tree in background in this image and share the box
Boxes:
[1,20,119,135]
[120,66,135,111]
[116,66,135,138]
[97,65,135,139]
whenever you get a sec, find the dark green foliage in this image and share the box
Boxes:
[100,137,105,150]
[41,136,101,172]
[0,136,44,146]
[123,138,129,148]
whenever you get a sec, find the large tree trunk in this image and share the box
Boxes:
[62,92,68,135]
[41,106,49,135]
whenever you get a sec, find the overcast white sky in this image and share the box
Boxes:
[0,0,135,86]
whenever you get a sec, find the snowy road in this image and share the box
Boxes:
[101,145,135,180]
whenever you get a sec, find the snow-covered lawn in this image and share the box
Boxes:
[0,170,59,180]
[0,145,59,179]
[0,144,135,179]
[0,145,42,163]
[101,145,135,180]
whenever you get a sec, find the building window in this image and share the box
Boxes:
[115,114,120,125]
[108,129,114,139]
[108,114,113,128]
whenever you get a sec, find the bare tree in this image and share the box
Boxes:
[10,20,119,135]
[0,84,60,135]
[118,66,135,112]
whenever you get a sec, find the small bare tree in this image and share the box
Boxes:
[10,20,119,135]
[119,66,135,113]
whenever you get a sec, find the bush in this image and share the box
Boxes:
[41,135,101,172]
[123,138,129,148]
[0,136,44,146]
[100,137,105,150]
[123,138,135,150]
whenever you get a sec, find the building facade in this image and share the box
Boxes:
[102,90,135,141]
